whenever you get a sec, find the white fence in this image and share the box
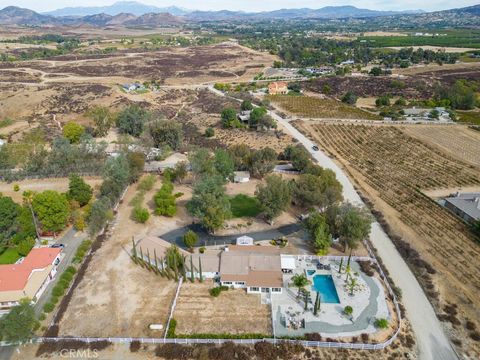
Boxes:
[14,335,395,350]
[164,277,183,339]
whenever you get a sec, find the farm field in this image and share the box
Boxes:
[268,95,381,120]
[401,125,480,167]
[173,281,272,336]
[294,121,480,355]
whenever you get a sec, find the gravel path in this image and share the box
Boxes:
[270,112,457,360]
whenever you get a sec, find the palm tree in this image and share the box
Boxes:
[347,277,358,296]
[291,274,310,297]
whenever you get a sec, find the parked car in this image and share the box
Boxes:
[51,244,65,249]
[312,145,319,151]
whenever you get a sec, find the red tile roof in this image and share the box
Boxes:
[0,248,61,292]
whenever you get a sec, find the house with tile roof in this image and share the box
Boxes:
[0,247,61,313]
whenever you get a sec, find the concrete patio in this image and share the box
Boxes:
[272,258,390,337]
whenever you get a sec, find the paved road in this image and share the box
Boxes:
[271,112,457,360]
[160,223,302,248]
[34,228,87,316]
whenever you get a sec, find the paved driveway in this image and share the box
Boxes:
[159,223,302,248]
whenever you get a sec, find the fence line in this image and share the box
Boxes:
[290,254,373,262]
[15,335,395,350]
[164,276,183,340]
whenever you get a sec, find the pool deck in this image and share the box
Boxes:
[272,259,390,337]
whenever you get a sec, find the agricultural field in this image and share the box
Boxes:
[268,95,381,120]
[456,110,480,125]
[357,29,480,48]
[401,125,480,167]
[173,281,272,336]
[294,121,480,356]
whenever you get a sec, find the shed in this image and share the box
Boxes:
[236,235,254,246]
[234,171,250,183]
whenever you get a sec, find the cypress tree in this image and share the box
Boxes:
[154,249,159,274]
[198,257,203,283]
[132,237,137,259]
[339,258,343,274]
[314,291,320,315]
[190,255,195,283]
[173,253,178,281]
[139,247,144,266]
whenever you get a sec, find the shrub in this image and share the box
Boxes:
[199,246,206,254]
[38,313,46,321]
[470,331,480,342]
[341,91,357,105]
[466,321,476,331]
[374,318,389,329]
[205,127,215,138]
[137,175,156,192]
[50,295,59,305]
[52,285,65,297]
[60,272,73,282]
[65,266,77,275]
[154,181,177,217]
[344,305,353,316]
[183,230,198,249]
[63,121,85,143]
[132,206,150,223]
[209,286,229,297]
[13,184,20,192]
[43,302,55,313]
[166,319,177,338]
[129,340,141,352]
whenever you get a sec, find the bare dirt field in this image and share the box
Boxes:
[173,281,272,335]
[58,180,179,338]
[293,121,480,357]
[401,125,480,167]
[0,177,102,202]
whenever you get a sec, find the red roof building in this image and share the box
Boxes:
[0,248,61,313]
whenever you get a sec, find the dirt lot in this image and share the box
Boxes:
[59,180,179,337]
[401,125,480,167]
[0,177,102,202]
[293,121,480,358]
[173,281,272,335]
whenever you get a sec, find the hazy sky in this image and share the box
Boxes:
[0,0,478,13]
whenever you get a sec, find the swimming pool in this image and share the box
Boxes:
[306,269,316,276]
[311,275,340,303]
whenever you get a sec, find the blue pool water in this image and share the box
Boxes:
[306,269,316,276]
[311,275,340,303]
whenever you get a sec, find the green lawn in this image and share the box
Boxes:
[0,248,21,264]
[229,194,262,218]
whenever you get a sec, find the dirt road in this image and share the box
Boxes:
[270,112,457,360]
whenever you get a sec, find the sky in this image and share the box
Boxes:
[0,0,478,13]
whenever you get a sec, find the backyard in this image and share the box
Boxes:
[172,281,272,336]
[229,194,261,218]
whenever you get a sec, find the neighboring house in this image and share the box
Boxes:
[268,81,289,95]
[274,163,299,174]
[0,248,62,314]
[444,193,480,224]
[237,110,251,123]
[304,67,334,75]
[123,83,145,92]
[144,153,190,173]
[339,60,354,66]
[233,171,250,183]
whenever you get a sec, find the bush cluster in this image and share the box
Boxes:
[209,285,229,297]
[73,240,92,263]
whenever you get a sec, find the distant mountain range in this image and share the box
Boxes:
[0,2,478,27]
[44,1,189,17]
[44,2,424,19]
